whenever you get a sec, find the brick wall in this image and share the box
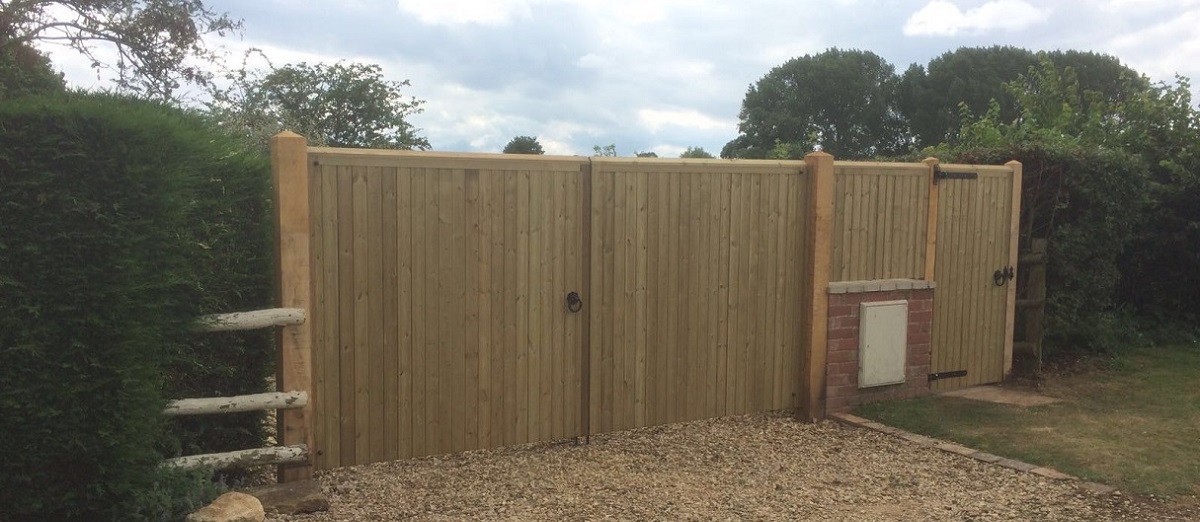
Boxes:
[825,280,934,413]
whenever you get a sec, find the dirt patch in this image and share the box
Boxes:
[269,412,1194,521]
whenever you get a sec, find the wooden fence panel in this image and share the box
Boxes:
[588,159,810,434]
[308,150,586,469]
[930,166,1016,391]
[829,163,929,282]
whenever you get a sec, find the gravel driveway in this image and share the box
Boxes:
[269,412,1195,521]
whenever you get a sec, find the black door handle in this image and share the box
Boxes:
[565,291,583,313]
[993,266,1014,286]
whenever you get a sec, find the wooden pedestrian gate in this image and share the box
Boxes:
[929,165,1020,391]
[270,135,1021,474]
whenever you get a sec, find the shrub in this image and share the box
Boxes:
[0,93,271,520]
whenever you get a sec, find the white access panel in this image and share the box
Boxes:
[858,300,908,388]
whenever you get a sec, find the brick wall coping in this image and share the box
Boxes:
[828,279,936,294]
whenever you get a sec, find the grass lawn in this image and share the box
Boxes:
[854,345,1200,497]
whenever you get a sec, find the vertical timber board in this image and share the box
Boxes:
[397,169,414,459]
[351,168,370,464]
[271,132,314,482]
[381,170,399,462]
[802,152,833,422]
[923,158,940,282]
[579,163,593,438]
[1003,162,1023,377]
[316,161,340,470]
[366,167,385,464]
[335,166,355,466]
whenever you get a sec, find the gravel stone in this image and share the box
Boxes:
[268,412,1198,521]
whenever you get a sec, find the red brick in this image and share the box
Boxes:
[826,397,852,412]
[828,384,860,397]
[909,310,933,322]
[832,315,861,329]
[829,337,859,351]
[829,361,859,374]
[828,304,855,318]
[828,327,857,340]
[908,331,931,344]
[827,349,858,364]
[825,372,853,387]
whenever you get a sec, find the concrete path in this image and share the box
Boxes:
[940,385,1062,407]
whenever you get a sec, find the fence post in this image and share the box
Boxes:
[1003,160,1023,377]
[271,131,314,482]
[801,152,834,422]
[922,157,940,282]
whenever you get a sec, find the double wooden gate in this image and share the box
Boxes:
[277,142,1020,472]
[304,150,812,469]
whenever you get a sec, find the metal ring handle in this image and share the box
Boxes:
[566,291,583,313]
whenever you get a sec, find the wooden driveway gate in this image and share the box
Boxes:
[275,138,1019,473]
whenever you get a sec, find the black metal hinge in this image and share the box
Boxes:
[928,370,968,382]
[933,165,978,184]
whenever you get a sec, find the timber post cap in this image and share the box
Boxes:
[804,151,834,159]
[1005,159,1023,168]
[922,157,940,167]
[271,130,305,140]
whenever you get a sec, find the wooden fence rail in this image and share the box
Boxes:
[164,391,308,417]
[164,307,311,472]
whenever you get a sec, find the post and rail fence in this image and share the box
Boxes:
[161,308,310,472]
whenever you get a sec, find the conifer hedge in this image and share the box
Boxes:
[0,93,272,521]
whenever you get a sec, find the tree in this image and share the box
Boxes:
[503,135,544,154]
[723,48,907,159]
[592,143,617,156]
[0,0,239,100]
[898,46,1037,148]
[897,46,1148,148]
[207,59,430,151]
[680,146,714,158]
[635,151,658,157]
[0,41,63,99]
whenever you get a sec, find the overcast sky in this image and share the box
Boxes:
[45,0,1200,156]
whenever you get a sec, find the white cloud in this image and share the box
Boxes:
[1106,8,1200,80]
[637,108,736,133]
[395,0,534,25]
[903,0,1049,36]
[394,0,682,26]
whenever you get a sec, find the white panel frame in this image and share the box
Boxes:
[858,300,908,388]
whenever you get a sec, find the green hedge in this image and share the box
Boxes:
[0,93,271,521]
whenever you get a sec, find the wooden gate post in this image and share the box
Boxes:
[922,157,940,282]
[271,131,314,482]
[800,152,834,422]
[1003,160,1023,377]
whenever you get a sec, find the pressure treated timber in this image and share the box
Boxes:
[588,157,810,431]
[270,131,314,482]
[307,151,585,468]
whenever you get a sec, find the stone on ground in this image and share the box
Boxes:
[186,491,265,522]
[243,480,330,515]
